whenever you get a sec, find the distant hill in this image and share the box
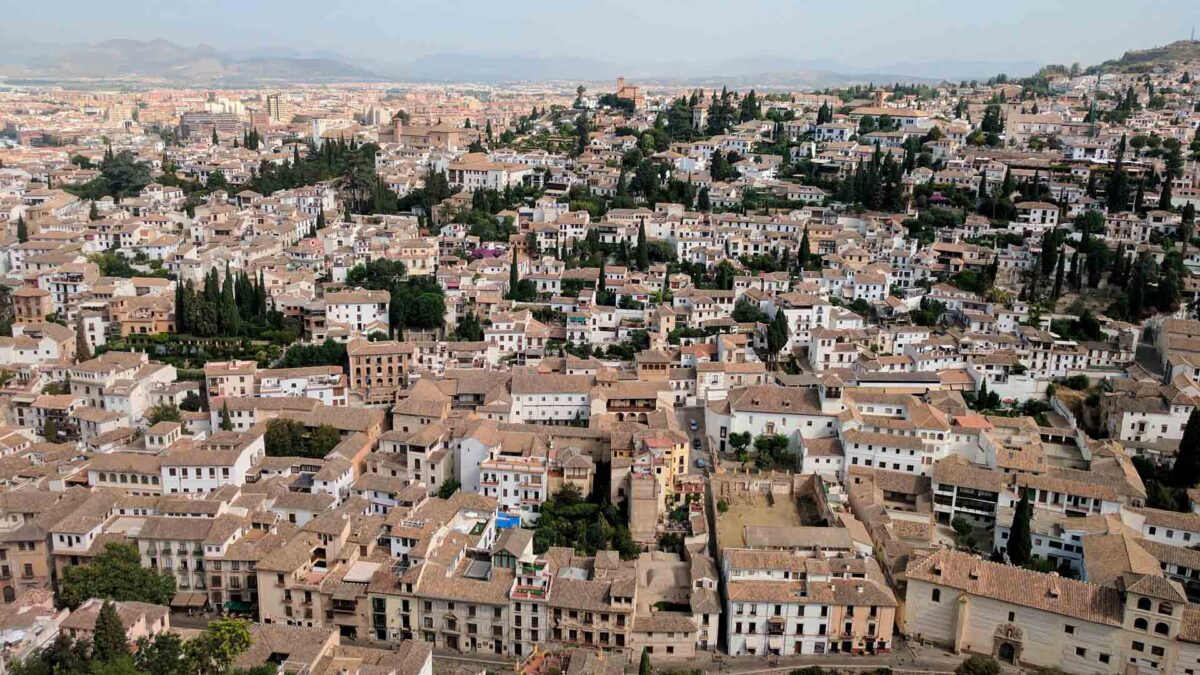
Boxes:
[1092,40,1200,73]
[0,38,385,84]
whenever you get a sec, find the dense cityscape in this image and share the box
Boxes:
[1,22,1200,675]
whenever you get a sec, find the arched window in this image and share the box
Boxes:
[1155,622,1170,635]
[1137,597,1152,611]
[1134,618,1148,630]
[1159,602,1175,615]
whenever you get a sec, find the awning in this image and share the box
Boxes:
[170,591,207,608]
[223,600,253,613]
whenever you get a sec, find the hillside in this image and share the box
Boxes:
[1092,40,1200,73]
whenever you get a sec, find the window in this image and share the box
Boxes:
[1064,625,1075,634]
[1155,623,1170,635]
[1075,647,1086,657]
[1135,618,1148,630]
[931,589,940,603]
[1099,654,1110,664]
[1138,597,1152,611]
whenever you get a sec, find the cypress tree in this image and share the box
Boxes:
[92,601,128,662]
[639,647,652,675]
[1052,252,1065,299]
[1160,175,1174,210]
[797,227,813,273]
[257,271,268,316]
[1007,492,1033,566]
[16,216,27,243]
[596,257,608,306]
[1128,259,1146,320]
[220,402,233,432]
[174,280,187,334]
[1172,409,1200,487]
[766,310,789,369]
[635,222,649,271]
[508,251,519,300]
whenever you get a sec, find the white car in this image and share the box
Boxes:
[689,419,698,431]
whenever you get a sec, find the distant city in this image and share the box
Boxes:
[0,29,1198,675]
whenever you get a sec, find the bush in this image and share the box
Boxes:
[951,516,973,537]
[1061,375,1090,390]
[717,500,729,513]
[955,655,1001,675]
[436,479,461,499]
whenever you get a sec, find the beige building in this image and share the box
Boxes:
[905,548,1200,673]
[348,339,415,404]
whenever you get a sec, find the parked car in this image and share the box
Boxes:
[692,438,702,450]
[695,458,706,468]
[689,419,698,431]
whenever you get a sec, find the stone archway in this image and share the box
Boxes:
[992,623,1023,665]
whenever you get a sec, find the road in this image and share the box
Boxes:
[676,406,709,475]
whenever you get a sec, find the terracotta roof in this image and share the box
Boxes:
[907,549,1123,626]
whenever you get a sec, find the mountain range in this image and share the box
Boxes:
[0,38,1055,87]
[0,39,383,85]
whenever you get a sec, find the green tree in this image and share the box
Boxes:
[134,633,188,675]
[732,299,767,323]
[635,221,649,271]
[187,618,251,675]
[797,226,811,272]
[638,647,652,675]
[16,215,28,243]
[306,425,342,457]
[1051,250,1065,300]
[1007,492,1033,566]
[59,542,176,608]
[507,251,520,300]
[766,309,789,367]
[9,634,91,675]
[728,431,752,455]
[146,403,183,426]
[454,310,484,341]
[1171,409,1200,488]
[345,259,407,290]
[42,419,58,443]
[219,401,233,431]
[92,601,129,662]
[263,418,306,456]
[436,479,461,499]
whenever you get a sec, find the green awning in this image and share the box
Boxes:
[223,600,254,613]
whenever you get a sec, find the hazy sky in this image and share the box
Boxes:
[6,0,1198,69]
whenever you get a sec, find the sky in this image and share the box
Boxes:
[4,0,1198,73]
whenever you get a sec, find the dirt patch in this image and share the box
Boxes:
[715,493,821,550]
